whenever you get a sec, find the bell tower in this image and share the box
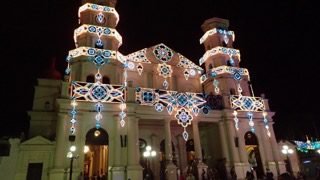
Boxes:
[65,0,123,84]
[200,17,251,97]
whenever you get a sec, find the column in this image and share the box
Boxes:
[50,113,67,180]
[235,123,250,179]
[257,122,275,168]
[192,121,208,180]
[151,134,160,180]
[111,116,125,179]
[269,124,286,174]
[164,119,177,180]
[127,116,143,180]
[226,120,240,163]
[236,122,249,163]
[218,121,230,162]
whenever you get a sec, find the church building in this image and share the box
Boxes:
[0,0,287,179]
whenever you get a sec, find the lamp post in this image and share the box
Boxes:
[67,145,79,180]
[281,145,294,174]
[143,146,156,179]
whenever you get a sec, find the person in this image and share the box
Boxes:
[265,168,274,180]
[278,172,291,180]
[245,170,254,180]
[201,169,207,180]
[230,166,237,180]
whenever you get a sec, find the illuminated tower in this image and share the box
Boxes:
[199,18,286,178]
[200,17,251,97]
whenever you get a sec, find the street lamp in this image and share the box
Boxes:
[281,145,294,174]
[143,146,156,178]
[67,145,79,180]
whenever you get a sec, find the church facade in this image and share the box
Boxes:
[0,0,287,179]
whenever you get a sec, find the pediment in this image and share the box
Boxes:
[126,43,203,71]
[21,136,53,145]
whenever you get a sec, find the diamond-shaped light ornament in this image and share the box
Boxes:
[163,79,169,89]
[120,120,125,127]
[183,130,189,141]
[137,63,143,75]
[184,69,190,80]
[167,104,174,115]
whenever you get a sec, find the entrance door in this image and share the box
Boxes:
[26,163,43,180]
[244,131,264,179]
[84,128,109,179]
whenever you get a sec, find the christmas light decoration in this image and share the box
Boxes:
[294,140,320,153]
[68,47,117,60]
[78,3,119,24]
[153,44,174,63]
[69,99,78,135]
[233,110,239,130]
[213,79,220,94]
[247,112,255,132]
[136,87,206,140]
[230,95,265,112]
[200,28,235,44]
[200,74,208,83]
[74,24,122,47]
[262,111,271,137]
[199,46,240,66]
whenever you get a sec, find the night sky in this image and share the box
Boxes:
[1,0,319,141]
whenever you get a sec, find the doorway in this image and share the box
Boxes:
[26,163,43,180]
[84,127,109,179]
[244,131,264,179]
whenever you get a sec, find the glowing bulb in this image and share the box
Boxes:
[233,111,238,116]
[189,69,196,76]
[71,101,78,106]
[119,103,126,110]
[317,149,320,154]
[143,151,150,157]
[263,112,267,116]
[127,61,135,70]
[67,152,73,158]
[70,145,76,152]
[84,146,89,153]
[282,149,288,154]
[151,150,156,157]
[94,130,100,137]
[146,146,151,151]
[283,145,289,150]
[288,149,294,154]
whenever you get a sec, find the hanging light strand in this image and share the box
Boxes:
[69,99,78,135]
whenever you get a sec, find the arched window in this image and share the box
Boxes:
[86,74,95,83]
[102,76,110,84]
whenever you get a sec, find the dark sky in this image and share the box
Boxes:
[1,0,320,141]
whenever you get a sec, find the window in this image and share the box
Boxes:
[86,75,95,83]
[102,76,110,84]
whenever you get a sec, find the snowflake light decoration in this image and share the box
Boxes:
[136,87,206,140]
[200,28,235,44]
[199,46,240,66]
[175,108,193,141]
[157,64,172,78]
[153,44,174,63]
[71,81,125,103]
[230,95,265,112]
